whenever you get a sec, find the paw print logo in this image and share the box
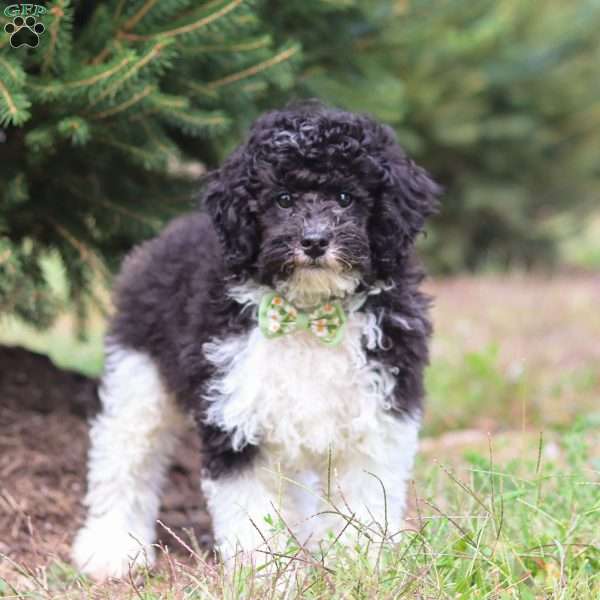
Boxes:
[4,15,45,48]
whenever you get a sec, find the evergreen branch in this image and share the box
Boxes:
[90,0,172,64]
[0,57,25,87]
[57,117,90,145]
[175,79,216,100]
[0,245,13,268]
[97,137,158,161]
[126,107,162,122]
[69,55,134,89]
[140,120,179,157]
[31,54,134,95]
[48,219,109,278]
[42,2,67,74]
[150,95,188,109]
[178,45,300,100]
[65,181,159,228]
[121,0,245,41]
[125,93,191,123]
[121,0,160,31]
[114,0,128,22]
[0,31,9,50]
[0,283,56,325]
[204,44,299,90]
[95,134,170,170]
[90,41,170,105]
[0,80,18,120]
[0,80,30,126]
[3,173,28,206]
[90,197,159,228]
[89,46,113,67]
[90,85,155,119]
[160,107,228,133]
[90,0,242,65]
[184,36,271,54]
[25,125,56,153]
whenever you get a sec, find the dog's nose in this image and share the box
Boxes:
[300,233,330,259]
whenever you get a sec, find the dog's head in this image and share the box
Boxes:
[204,102,440,303]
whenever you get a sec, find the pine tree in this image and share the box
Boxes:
[0,0,302,329]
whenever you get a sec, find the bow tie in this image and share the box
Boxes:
[258,292,347,346]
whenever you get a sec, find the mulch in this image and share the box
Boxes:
[0,346,211,578]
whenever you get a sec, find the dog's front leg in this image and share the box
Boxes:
[202,458,294,569]
[72,344,187,580]
[306,414,420,560]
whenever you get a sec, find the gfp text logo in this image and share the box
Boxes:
[4,4,47,17]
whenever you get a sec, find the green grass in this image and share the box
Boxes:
[0,316,105,376]
[0,254,106,376]
[559,213,600,270]
[425,343,531,436]
[2,425,598,598]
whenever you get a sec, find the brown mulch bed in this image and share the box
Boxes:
[0,346,211,577]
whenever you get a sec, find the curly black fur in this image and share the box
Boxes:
[109,101,441,478]
[205,102,440,280]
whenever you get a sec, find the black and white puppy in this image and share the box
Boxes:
[72,103,440,579]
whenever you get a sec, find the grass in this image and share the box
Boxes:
[1,273,599,598]
[424,274,600,435]
[559,213,600,271]
[0,315,105,377]
[2,426,598,598]
[0,254,106,377]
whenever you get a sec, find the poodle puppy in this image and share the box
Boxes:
[72,102,441,579]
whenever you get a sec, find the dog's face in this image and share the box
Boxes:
[205,104,440,301]
[251,162,374,304]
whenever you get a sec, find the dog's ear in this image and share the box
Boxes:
[368,123,441,276]
[203,164,259,274]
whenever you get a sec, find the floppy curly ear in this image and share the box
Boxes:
[203,168,259,274]
[369,132,441,276]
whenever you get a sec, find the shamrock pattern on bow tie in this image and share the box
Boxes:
[258,292,347,346]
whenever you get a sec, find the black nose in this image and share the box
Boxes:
[300,233,330,259]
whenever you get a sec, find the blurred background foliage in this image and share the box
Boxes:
[1,0,599,330]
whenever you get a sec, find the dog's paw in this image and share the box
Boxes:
[72,522,156,581]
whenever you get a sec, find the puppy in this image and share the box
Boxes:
[72,102,440,579]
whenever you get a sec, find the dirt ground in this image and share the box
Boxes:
[0,346,210,579]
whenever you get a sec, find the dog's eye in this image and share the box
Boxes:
[276,192,294,209]
[337,192,353,207]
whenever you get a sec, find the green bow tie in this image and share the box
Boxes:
[258,292,347,346]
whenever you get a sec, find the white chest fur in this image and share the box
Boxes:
[203,305,397,461]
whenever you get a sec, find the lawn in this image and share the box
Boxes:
[1,274,599,598]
